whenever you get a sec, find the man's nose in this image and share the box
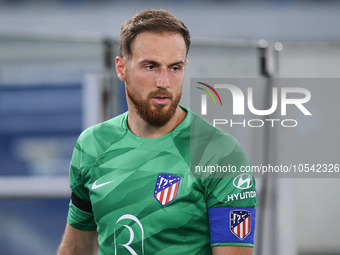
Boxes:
[156,68,170,88]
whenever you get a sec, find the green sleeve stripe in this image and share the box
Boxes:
[67,202,97,231]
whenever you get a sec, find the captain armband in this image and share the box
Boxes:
[208,207,256,246]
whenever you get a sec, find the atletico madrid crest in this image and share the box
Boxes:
[154,174,181,206]
[230,209,252,240]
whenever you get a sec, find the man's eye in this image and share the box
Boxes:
[171,66,181,71]
[145,65,154,70]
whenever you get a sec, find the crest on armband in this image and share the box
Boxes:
[230,209,251,240]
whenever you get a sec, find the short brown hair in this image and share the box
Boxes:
[119,9,191,58]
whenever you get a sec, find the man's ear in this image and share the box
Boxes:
[115,56,126,81]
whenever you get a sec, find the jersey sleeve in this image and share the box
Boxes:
[203,139,257,247]
[191,118,257,247]
[66,132,97,231]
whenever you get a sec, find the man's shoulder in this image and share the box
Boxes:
[189,110,239,147]
[77,112,128,147]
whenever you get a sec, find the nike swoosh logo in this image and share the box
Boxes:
[92,180,114,190]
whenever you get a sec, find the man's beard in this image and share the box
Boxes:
[126,86,182,127]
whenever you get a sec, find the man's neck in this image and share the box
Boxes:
[127,106,187,139]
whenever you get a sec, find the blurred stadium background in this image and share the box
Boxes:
[0,0,340,254]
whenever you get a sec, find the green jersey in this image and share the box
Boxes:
[67,107,257,254]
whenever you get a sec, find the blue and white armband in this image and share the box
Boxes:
[208,207,256,247]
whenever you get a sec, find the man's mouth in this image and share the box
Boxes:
[152,96,169,105]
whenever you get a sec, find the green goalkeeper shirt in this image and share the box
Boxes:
[67,106,257,255]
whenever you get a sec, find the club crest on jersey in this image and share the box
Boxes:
[154,174,181,206]
[230,209,252,240]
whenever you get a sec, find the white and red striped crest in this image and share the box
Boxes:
[230,209,252,240]
[154,174,181,206]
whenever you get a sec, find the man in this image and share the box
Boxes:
[57,9,257,255]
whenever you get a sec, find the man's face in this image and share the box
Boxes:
[118,32,188,127]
